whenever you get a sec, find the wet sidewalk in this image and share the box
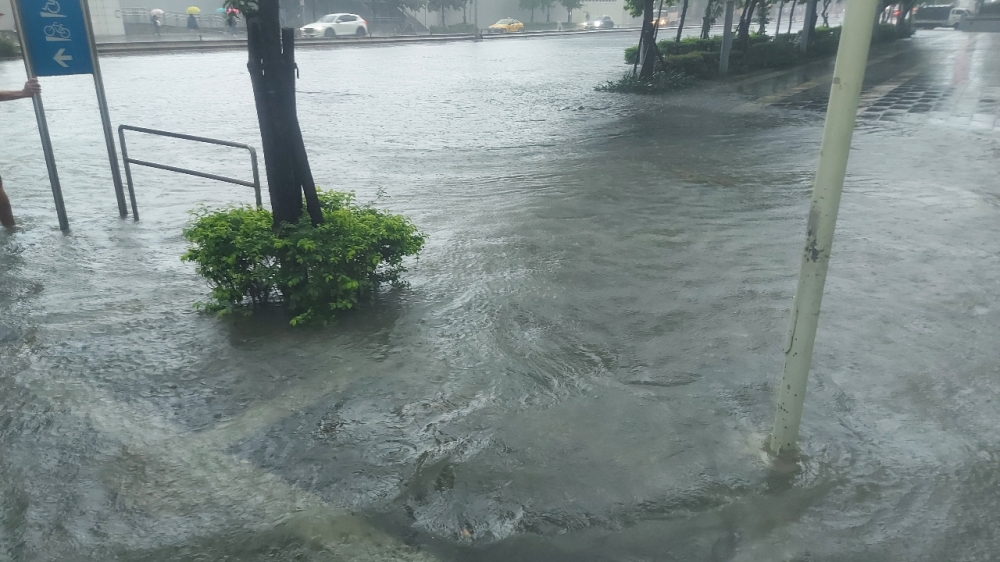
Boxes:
[750,30,1000,132]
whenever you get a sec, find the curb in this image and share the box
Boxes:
[91,27,639,56]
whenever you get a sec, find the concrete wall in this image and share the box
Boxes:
[0,0,126,36]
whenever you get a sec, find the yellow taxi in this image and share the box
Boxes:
[488,18,525,33]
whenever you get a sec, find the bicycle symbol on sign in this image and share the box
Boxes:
[44,21,71,41]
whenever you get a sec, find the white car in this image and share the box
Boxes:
[301,13,368,38]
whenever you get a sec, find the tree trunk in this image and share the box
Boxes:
[701,9,712,39]
[675,0,689,41]
[737,0,759,46]
[463,3,467,24]
[787,0,796,33]
[776,1,784,35]
[441,7,446,28]
[546,5,550,21]
[638,0,657,78]
[246,0,322,228]
[821,0,829,26]
[531,7,535,22]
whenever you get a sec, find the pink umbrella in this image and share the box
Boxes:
[225,7,239,14]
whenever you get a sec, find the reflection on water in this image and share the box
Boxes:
[1,31,1000,561]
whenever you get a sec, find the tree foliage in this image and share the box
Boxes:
[520,0,543,22]
[559,0,584,21]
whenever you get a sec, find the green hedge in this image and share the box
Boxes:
[524,22,558,31]
[429,23,477,34]
[182,190,425,325]
[0,37,17,58]
[623,24,911,79]
[595,69,693,94]
[624,34,770,64]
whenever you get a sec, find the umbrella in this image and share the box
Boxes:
[226,7,239,14]
[216,7,225,12]
[186,6,200,14]
[150,8,164,15]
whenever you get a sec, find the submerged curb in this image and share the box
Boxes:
[91,27,639,56]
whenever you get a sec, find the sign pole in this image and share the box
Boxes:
[9,0,70,232]
[80,0,128,219]
[768,0,879,456]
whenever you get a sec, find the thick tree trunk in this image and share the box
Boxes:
[776,1,784,35]
[638,0,657,78]
[737,0,759,46]
[675,0,689,41]
[247,0,322,228]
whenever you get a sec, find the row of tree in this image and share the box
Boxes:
[630,0,913,79]
[517,0,587,23]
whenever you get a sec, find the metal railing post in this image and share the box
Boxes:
[117,125,263,211]
[117,125,140,221]
[248,147,263,209]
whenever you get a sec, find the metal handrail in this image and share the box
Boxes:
[118,124,263,221]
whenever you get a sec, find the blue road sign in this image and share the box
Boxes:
[15,0,94,77]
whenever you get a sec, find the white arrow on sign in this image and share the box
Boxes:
[53,48,73,68]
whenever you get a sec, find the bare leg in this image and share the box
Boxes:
[0,177,15,229]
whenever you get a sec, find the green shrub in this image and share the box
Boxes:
[595,69,694,94]
[625,24,909,69]
[429,23,477,34]
[743,39,800,69]
[624,33,770,64]
[661,50,719,78]
[0,37,17,58]
[182,190,425,325]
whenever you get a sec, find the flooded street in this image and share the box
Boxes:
[2,30,1000,560]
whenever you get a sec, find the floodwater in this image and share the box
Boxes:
[1,31,1000,561]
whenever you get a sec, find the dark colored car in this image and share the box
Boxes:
[583,15,614,29]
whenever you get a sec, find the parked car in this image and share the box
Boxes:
[912,4,958,28]
[653,15,669,27]
[948,7,973,27]
[488,18,525,33]
[300,13,368,38]
[583,15,615,29]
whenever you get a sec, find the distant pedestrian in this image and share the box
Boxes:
[279,6,286,26]
[151,13,161,36]
[187,13,199,31]
[0,79,42,230]
[226,11,238,35]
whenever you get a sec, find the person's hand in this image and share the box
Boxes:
[21,78,40,98]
